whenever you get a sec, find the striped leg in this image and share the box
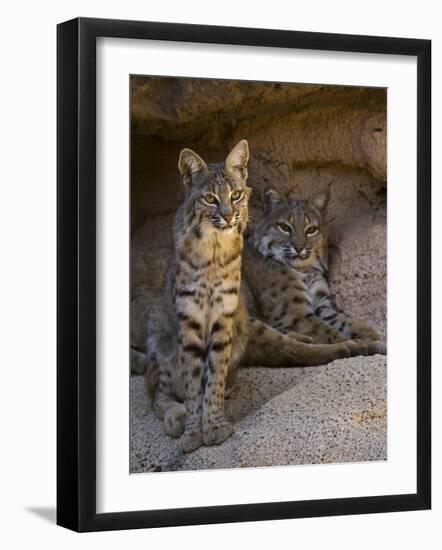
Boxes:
[316,297,381,341]
[148,356,187,439]
[202,317,234,446]
[178,335,206,453]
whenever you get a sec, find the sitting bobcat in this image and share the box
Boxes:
[146,141,384,453]
[243,187,383,344]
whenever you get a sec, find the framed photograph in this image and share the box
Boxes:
[57,17,431,532]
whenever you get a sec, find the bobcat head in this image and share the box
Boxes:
[177,140,251,236]
[251,188,330,269]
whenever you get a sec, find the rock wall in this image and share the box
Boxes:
[131,76,387,341]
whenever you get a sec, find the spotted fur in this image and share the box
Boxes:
[147,141,251,452]
[146,146,385,453]
[244,187,383,345]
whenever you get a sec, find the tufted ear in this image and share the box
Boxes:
[178,148,207,187]
[309,188,330,214]
[264,189,284,212]
[225,139,249,180]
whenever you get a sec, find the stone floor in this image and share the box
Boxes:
[130,355,387,473]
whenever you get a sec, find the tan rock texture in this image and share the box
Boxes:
[130,356,387,472]
[131,79,386,230]
[130,76,387,470]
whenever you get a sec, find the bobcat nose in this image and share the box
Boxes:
[294,245,305,253]
[223,213,234,225]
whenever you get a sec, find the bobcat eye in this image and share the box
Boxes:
[305,226,319,237]
[204,193,217,204]
[231,190,242,201]
[277,222,291,234]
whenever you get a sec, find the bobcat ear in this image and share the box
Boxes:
[309,188,330,214]
[178,148,207,186]
[264,189,284,212]
[225,139,249,180]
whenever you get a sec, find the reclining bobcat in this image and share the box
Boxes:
[146,140,384,453]
[244,187,382,345]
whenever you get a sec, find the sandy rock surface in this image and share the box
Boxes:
[130,355,386,473]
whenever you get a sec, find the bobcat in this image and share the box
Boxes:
[243,187,383,344]
[145,141,384,453]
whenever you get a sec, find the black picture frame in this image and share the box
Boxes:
[57,17,431,532]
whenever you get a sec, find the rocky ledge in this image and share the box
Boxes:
[130,355,386,473]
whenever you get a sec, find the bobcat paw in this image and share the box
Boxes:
[164,403,186,438]
[180,428,203,453]
[347,339,386,357]
[203,420,233,446]
[332,340,364,358]
[343,339,370,357]
[352,325,382,342]
[364,340,387,355]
